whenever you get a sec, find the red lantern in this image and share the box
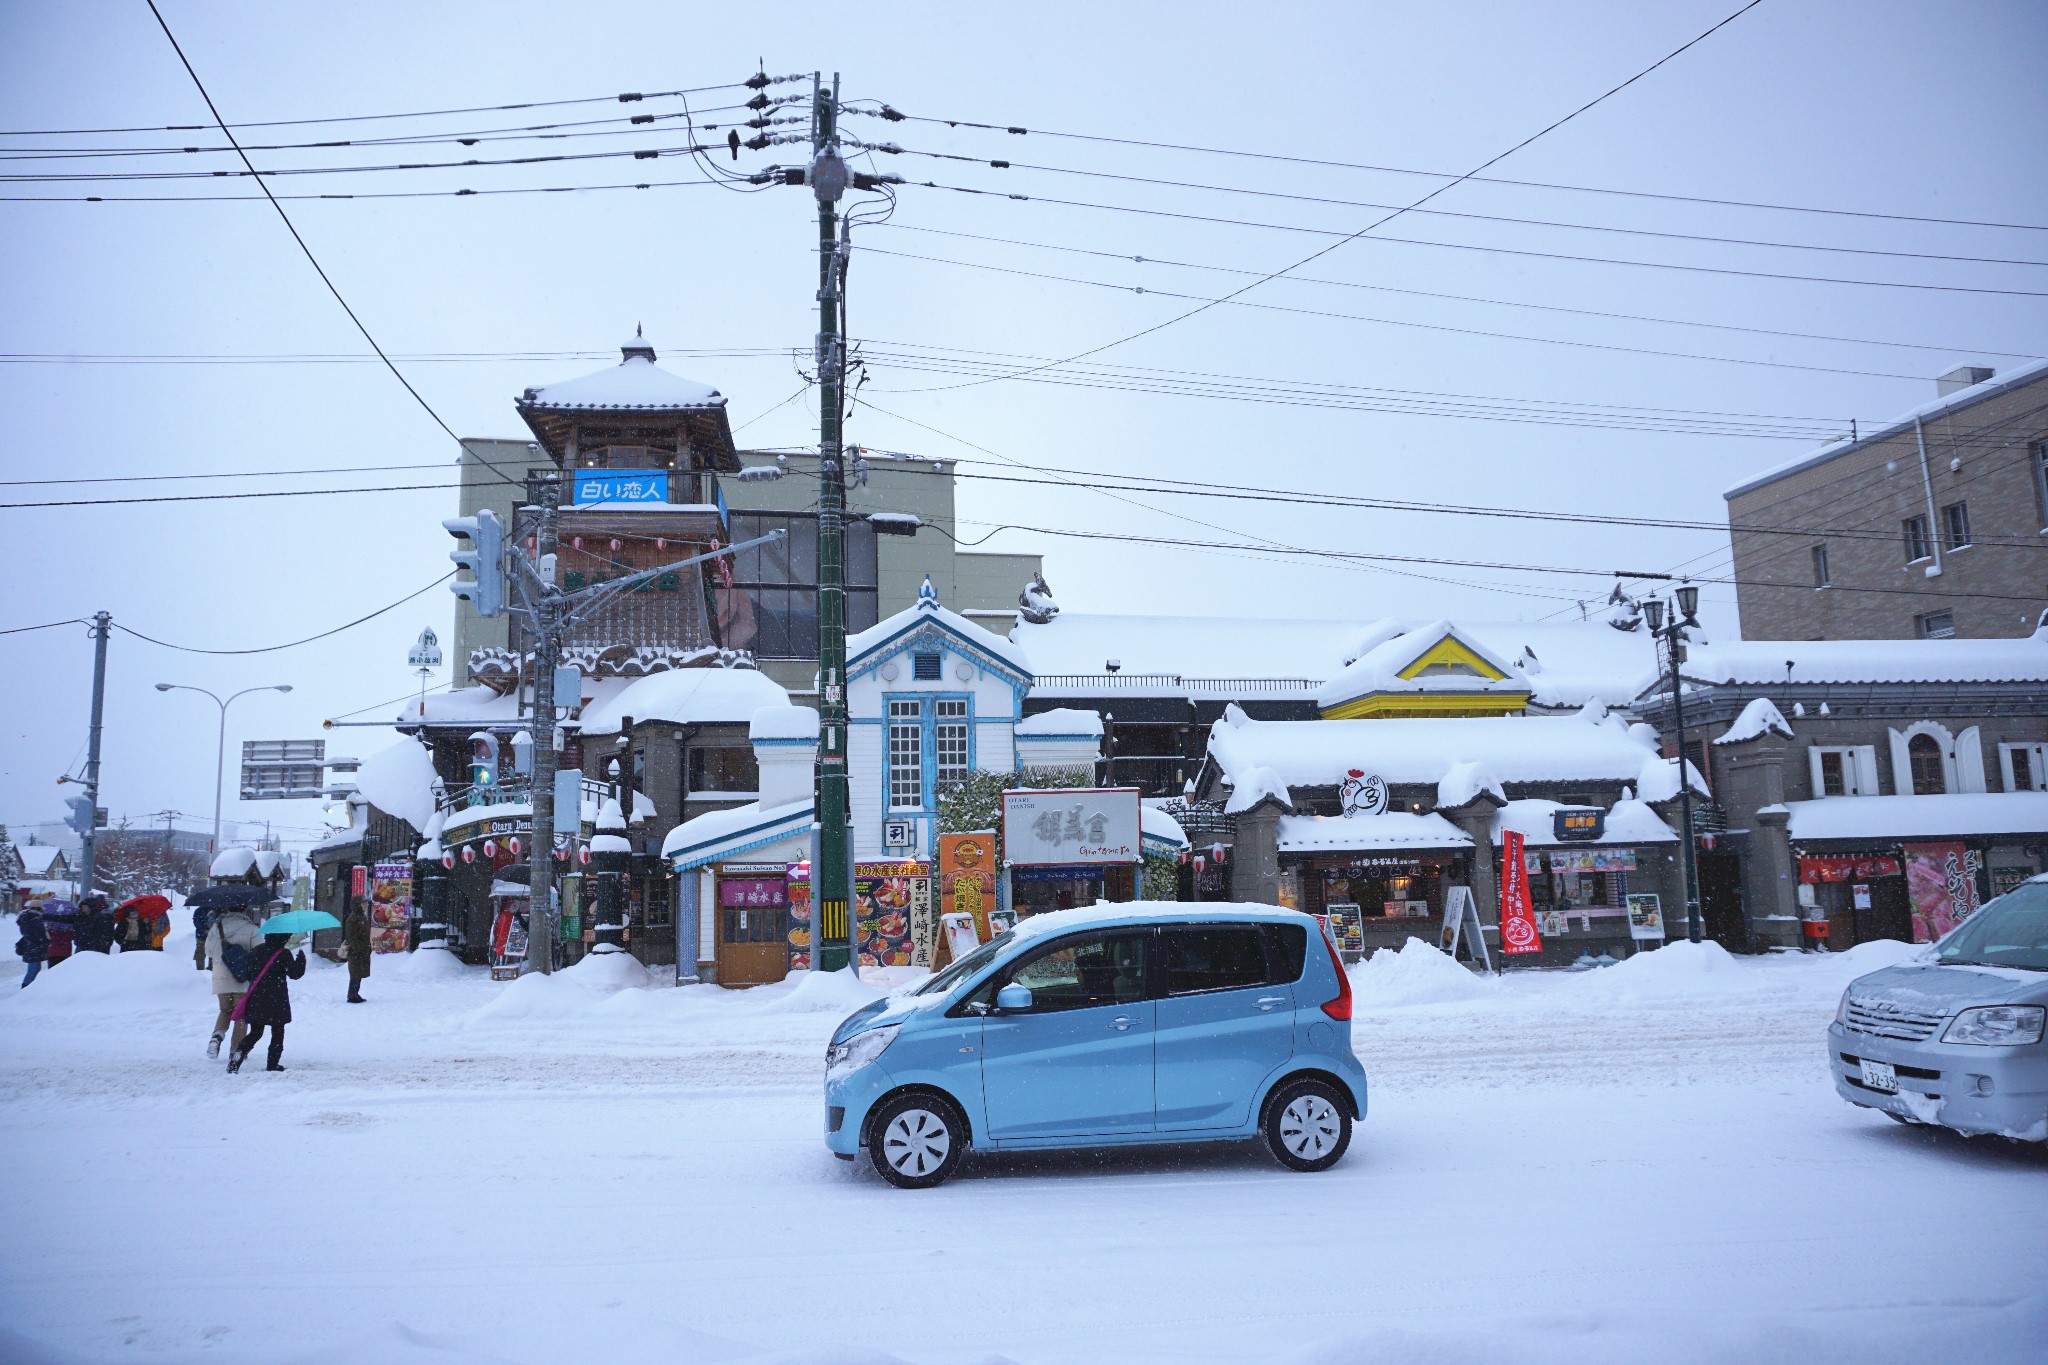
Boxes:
[461,845,475,864]
[577,845,591,866]
[571,535,584,550]
[609,538,622,552]
[482,839,497,859]
[507,836,522,857]
[655,537,667,550]
[441,852,455,870]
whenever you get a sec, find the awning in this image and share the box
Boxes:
[664,798,814,871]
[1276,811,1473,854]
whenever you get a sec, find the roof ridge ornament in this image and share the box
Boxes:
[916,574,939,610]
[622,323,656,363]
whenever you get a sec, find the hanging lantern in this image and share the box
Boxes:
[482,839,497,858]
[609,538,622,551]
[655,537,667,551]
[507,836,522,857]
[571,535,584,550]
[577,845,591,866]
[461,845,476,864]
[441,852,455,870]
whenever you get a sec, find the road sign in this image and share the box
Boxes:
[409,627,443,669]
[241,740,327,801]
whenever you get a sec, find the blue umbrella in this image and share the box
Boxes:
[259,910,341,935]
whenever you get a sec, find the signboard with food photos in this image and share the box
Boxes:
[368,862,412,954]
[854,860,929,968]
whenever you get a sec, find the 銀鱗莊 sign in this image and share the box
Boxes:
[572,470,669,506]
[1001,788,1142,867]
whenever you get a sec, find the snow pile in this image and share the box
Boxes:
[466,953,657,1024]
[1015,707,1105,737]
[1568,939,1765,1003]
[1714,697,1794,746]
[1224,764,1292,814]
[755,967,885,1015]
[562,949,654,990]
[578,667,788,736]
[750,703,820,741]
[1436,760,1504,809]
[384,946,471,981]
[1349,937,1493,1008]
[354,738,441,832]
[1,944,210,1020]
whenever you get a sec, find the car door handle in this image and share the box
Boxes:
[1256,996,1287,1011]
[1109,1016,1134,1032]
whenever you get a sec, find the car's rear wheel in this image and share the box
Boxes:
[1264,1078,1351,1172]
[868,1093,965,1188]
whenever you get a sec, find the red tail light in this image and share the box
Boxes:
[1319,923,1352,1021]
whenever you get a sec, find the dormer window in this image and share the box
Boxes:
[913,652,942,681]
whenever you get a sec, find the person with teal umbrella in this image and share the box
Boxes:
[227,927,314,1074]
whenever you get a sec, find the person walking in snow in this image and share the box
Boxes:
[343,900,371,1003]
[227,933,306,1073]
[73,896,117,954]
[14,904,48,987]
[205,905,263,1059]
[191,903,212,971]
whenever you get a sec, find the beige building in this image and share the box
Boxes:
[1723,362,2048,641]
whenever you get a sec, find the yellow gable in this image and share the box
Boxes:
[1394,633,1510,683]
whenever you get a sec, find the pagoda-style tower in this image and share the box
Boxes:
[506,330,746,667]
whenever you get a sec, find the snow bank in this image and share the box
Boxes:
[755,967,885,1015]
[1565,939,1770,1004]
[1,944,211,1020]
[465,952,657,1025]
[563,949,654,990]
[384,946,471,981]
[1349,937,1493,1008]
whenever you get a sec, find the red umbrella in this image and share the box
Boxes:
[114,895,173,916]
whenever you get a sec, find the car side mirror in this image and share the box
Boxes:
[995,983,1034,1013]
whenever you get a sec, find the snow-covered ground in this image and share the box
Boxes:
[4,916,2044,1365]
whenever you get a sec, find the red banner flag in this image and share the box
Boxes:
[1499,829,1543,956]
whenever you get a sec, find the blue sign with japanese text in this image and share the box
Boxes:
[572,470,668,506]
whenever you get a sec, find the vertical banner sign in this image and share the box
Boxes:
[1499,830,1543,956]
[853,860,926,967]
[785,864,812,972]
[1904,841,1981,942]
[368,861,413,954]
[938,832,997,947]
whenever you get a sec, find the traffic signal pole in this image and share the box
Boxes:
[525,475,563,974]
[76,611,111,898]
[810,74,854,974]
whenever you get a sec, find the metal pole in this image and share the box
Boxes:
[78,611,110,897]
[811,71,854,974]
[526,474,562,974]
[211,698,227,860]
[1668,617,1703,944]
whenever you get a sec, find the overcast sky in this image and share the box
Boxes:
[3,0,2043,853]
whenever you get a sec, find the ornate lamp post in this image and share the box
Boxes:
[1641,585,1704,944]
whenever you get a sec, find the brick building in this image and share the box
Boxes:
[1723,361,2048,641]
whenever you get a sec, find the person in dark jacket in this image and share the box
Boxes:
[343,902,371,1003]
[14,907,49,987]
[227,933,306,1073]
[192,905,212,971]
[73,897,117,954]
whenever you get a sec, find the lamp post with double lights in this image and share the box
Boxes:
[154,682,293,859]
[1640,585,1704,944]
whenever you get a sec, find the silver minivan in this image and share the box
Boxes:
[1828,874,2048,1143]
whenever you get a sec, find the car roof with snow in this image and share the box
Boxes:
[1005,901,1320,946]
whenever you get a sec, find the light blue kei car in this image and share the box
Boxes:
[823,905,1368,1187]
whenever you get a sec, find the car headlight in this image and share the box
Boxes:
[1835,988,1851,1025]
[825,1024,901,1082]
[1940,1005,2046,1046]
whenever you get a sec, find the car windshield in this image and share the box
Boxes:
[912,930,1015,996]
[1936,882,2048,971]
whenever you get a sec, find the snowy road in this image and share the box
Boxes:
[4,932,2045,1365]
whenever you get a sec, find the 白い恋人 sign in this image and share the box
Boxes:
[572,470,669,506]
[1001,788,1142,867]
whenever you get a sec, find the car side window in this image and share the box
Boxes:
[1263,924,1307,984]
[1005,932,1148,1012]
[1164,927,1269,995]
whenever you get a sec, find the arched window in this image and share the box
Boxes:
[1908,733,1947,795]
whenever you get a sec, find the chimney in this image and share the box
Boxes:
[1937,365,1994,397]
[749,705,820,809]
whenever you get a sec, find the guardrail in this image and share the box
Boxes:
[1032,673,1321,694]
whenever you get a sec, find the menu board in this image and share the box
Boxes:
[368,862,412,954]
[785,867,813,972]
[1626,893,1665,941]
[1325,903,1365,954]
[854,860,929,968]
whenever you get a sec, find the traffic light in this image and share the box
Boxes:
[64,792,95,836]
[469,731,500,791]
[444,509,506,618]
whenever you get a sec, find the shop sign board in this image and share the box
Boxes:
[1904,841,1981,942]
[1439,885,1490,969]
[882,818,915,850]
[1852,883,1873,910]
[368,862,412,953]
[1552,808,1605,842]
[1547,848,1637,872]
[1798,853,1901,884]
[854,859,928,968]
[938,832,996,948]
[1001,788,1141,867]
[559,875,582,941]
[572,469,668,506]
[1339,771,1389,818]
[1324,903,1365,955]
[1626,893,1665,942]
[1498,830,1543,956]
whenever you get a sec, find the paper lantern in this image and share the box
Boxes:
[461,845,476,864]
[441,852,455,870]
[482,839,497,858]
[507,836,522,857]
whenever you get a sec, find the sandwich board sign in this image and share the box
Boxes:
[1438,884,1492,971]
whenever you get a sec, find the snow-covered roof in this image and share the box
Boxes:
[209,847,257,879]
[1016,708,1104,739]
[661,797,813,869]
[15,844,63,876]
[848,577,1032,677]
[1208,706,1669,794]
[1316,620,1527,710]
[1276,811,1473,853]
[1786,793,2048,842]
[1437,761,1505,809]
[519,352,725,412]
[578,667,788,736]
[1723,357,2048,500]
[1223,764,1293,815]
[1493,798,1677,847]
[1714,697,1795,746]
[1140,803,1189,853]
[309,799,370,857]
[751,704,820,742]
[354,738,440,831]
[1672,630,2048,691]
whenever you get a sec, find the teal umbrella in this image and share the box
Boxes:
[259,910,341,935]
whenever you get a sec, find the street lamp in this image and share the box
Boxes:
[1636,585,1703,944]
[154,683,293,859]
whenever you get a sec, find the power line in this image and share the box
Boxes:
[142,0,519,491]
[872,0,1770,396]
[0,138,741,184]
[0,618,87,636]
[109,572,456,655]
[0,176,731,204]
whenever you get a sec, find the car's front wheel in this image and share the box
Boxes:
[868,1093,965,1188]
[1263,1078,1352,1172]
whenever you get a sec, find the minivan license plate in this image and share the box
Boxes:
[1859,1058,1898,1093]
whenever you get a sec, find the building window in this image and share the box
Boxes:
[1818,750,1847,796]
[720,513,878,660]
[1941,501,1972,549]
[935,699,970,792]
[2034,441,2048,530]
[1902,515,1931,563]
[686,746,757,794]
[912,652,942,681]
[2002,743,2047,792]
[1908,733,1947,795]
[1917,610,1955,640]
[888,700,923,810]
[1811,544,1831,588]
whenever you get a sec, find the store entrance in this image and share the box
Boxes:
[1696,852,1745,948]
[715,872,790,987]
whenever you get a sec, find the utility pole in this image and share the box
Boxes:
[77,611,111,899]
[810,72,855,974]
[525,473,563,974]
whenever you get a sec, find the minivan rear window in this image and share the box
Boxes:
[1164,927,1269,995]
[1264,923,1307,983]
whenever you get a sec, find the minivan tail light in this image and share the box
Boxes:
[1318,922,1352,1021]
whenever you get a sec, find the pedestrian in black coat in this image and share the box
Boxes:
[227,933,306,1073]
[74,900,117,954]
[15,908,49,987]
